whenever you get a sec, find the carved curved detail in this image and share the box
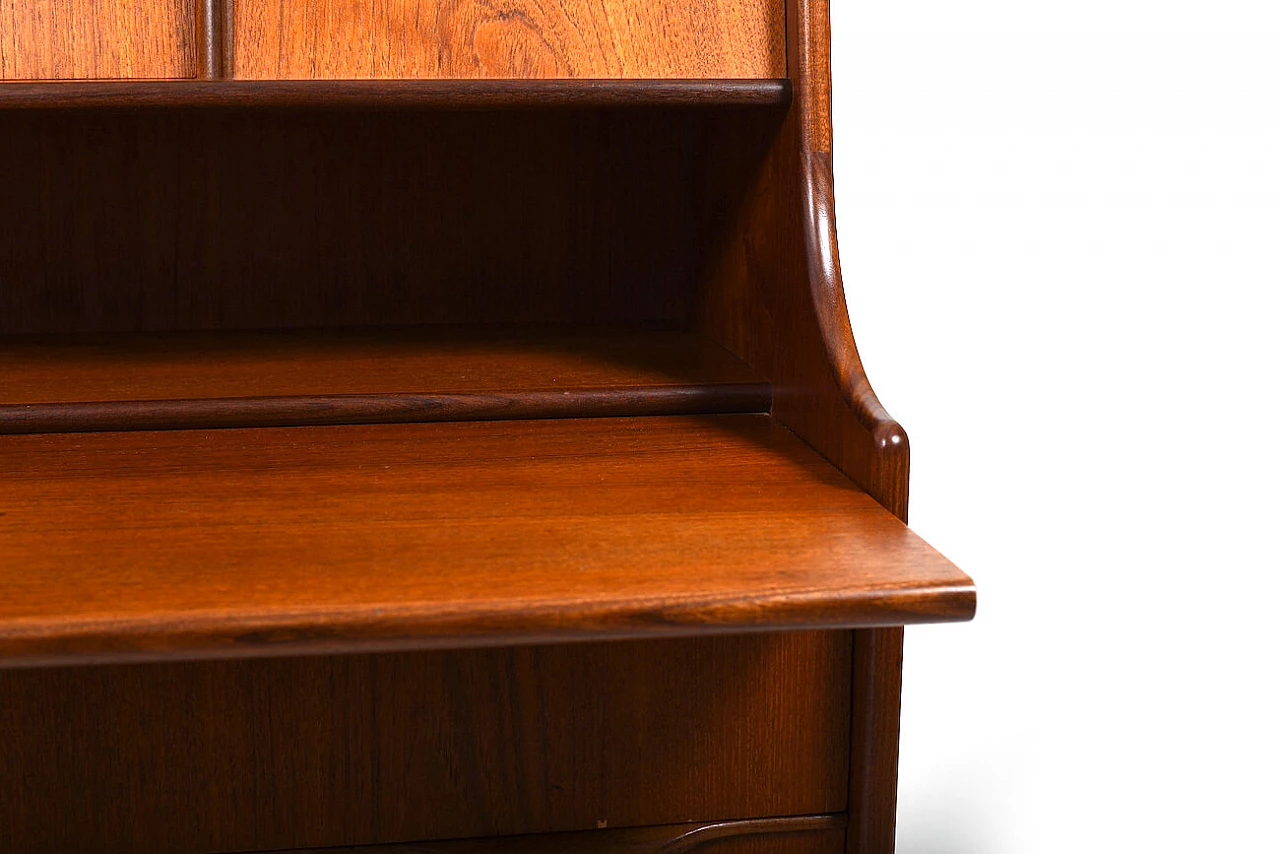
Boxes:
[792,0,910,474]
[801,148,910,459]
[658,815,845,853]
[274,814,846,853]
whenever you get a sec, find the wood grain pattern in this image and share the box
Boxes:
[0,4,975,851]
[0,78,791,109]
[279,815,846,853]
[0,635,852,852]
[0,328,769,433]
[0,415,974,667]
[0,0,195,80]
[230,0,785,80]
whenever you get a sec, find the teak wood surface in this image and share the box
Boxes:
[231,0,784,80]
[0,634,852,851]
[0,415,972,667]
[0,2,975,852]
[0,0,196,80]
[0,0,780,81]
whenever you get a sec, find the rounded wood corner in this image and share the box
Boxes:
[801,145,911,470]
[785,0,912,517]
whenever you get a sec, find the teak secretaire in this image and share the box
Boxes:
[0,3,975,852]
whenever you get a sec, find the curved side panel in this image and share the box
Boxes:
[788,0,910,520]
[803,150,908,459]
[691,0,909,521]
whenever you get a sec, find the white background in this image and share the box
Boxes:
[830,2,1280,851]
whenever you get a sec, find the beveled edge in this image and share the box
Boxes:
[0,582,977,670]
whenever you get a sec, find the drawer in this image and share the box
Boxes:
[0,633,851,852]
[0,0,195,80]
[230,0,786,80]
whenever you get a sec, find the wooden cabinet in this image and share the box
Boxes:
[0,2,974,853]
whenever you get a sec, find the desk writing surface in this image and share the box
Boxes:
[0,414,974,666]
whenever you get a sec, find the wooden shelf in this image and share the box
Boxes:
[0,327,770,433]
[0,79,791,110]
[0,415,975,667]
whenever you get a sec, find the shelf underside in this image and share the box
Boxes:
[0,80,791,110]
[0,327,770,433]
[0,414,975,667]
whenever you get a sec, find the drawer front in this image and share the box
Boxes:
[230,0,785,79]
[0,632,851,853]
[0,0,195,80]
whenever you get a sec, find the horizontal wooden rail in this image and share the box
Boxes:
[0,328,770,434]
[0,389,769,434]
[0,80,791,110]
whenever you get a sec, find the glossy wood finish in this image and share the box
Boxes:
[0,79,791,110]
[230,0,784,80]
[0,0,195,80]
[197,0,225,79]
[280,815,846,853]
[0,415,973,667]
[0,635,852,852]
[0,328,768,433]
[0,3,974,851]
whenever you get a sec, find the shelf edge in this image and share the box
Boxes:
[0,79,792,110]
[0,583,977,670]
[0,385,772,434]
